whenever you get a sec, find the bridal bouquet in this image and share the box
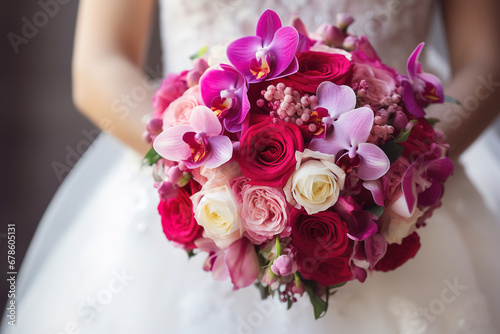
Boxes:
[144,9,453,318]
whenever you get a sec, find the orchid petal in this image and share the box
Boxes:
[426,157,454,182]
[348,210,378,241]
[308,132,347,156]
[200,66,239,107]
[356,143,390,180]
[363,179,386,206]
[364,234,387,269]
[336,107,374,147]
[272,57,299,79]
[402,81,426,117]
[227,36,263,77]
[419,72,444,103]
[224,238,260,288]
[418,180,442,207]
[316,82,357,119]
[212,252,230,281]
[406,42,424,80]
[153,125,193,161]
[256,9,282,46]
[204,136,233,169]
[267,26,299,78]
[395,165,417,218]
[190,106,222,135]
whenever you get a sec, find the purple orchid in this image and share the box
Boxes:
[199,64,250,133]
[227,9,299,83]
[400,43,444,117]
[153,106,233,169]
[334,196,378,241]
[350,234,387,282]
[309,83,390,180]
[391,143,453,218]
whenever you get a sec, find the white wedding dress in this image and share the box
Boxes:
[4,1,500,333]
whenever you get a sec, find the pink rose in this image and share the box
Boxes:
[152,71,189,118]
[162,86,203,129]
[385,156,410,206]
[351,36,398,106]
[235,177,290,244]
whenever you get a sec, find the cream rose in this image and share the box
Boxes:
[192,185,241,249]
[284,149,345,215]
[380,200,424,244]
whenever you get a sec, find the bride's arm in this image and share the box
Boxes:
[72,0,156,155]
[430,0,500,160]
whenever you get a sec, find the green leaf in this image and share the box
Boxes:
[445,95,462,105]
[327,282,347,290]
[275,236,282,257]
[143,147,162,166]
[187,250,196,259]
[286,294,293,310]
[394,120,415,143]
[304,283,327,319]
[426,117,440,127]
[367,205,384,218]
[381,141,404,163]
[189,45,208,60]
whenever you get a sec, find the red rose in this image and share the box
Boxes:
[158,180,203,249]
[238,119,304,187]
[290,208,353,286]
[400,118,436,159]
[374,232,421,272]
[276,51,353,95]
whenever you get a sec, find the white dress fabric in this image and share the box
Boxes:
[4,1,500,333]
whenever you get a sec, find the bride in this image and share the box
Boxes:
[4,1,500,333]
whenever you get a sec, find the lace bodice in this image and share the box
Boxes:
[159,0,435,73]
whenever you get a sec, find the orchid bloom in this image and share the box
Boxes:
[334,196,378,241]
[391,144,453,218]
[199,64,250,133]
[227,9,299,83]
[309,83,390,180]
[195,237,260,289]
[400,43,444,117]
[153,106,233,169]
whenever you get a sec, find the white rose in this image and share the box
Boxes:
[380,199,424,244]
[192,185,241,249]
[284,149,345,215]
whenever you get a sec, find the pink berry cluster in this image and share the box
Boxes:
[258,83,320,132]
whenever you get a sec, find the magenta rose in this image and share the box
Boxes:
[152,71,189,118]
[351,36,398,106]
[290,208,353,286]
[158,180,203,249]
[238,119,304,187]
[236,179,290,244]
[277,51,353,95]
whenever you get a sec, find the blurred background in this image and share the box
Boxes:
[0,0,162,315]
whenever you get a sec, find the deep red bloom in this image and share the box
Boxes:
[290,208,353,286]
[276,51,353,95]
[374,232,421,272]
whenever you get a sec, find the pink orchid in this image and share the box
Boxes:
[392,143,453,217]
[400,43,444,117]
[153,106,233,169]
[227,9,299,83]
[199,64,250,133]
[196,237,260,289]
[309,84,390,180]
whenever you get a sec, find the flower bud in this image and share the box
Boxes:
[314,24,344,48]
[186,58,209,87]
[157,181,179,201]
[337,13,355,30]
[271,254,298,277]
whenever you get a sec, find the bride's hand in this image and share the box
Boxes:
[72,0,156,155]
[430,0,500,160]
